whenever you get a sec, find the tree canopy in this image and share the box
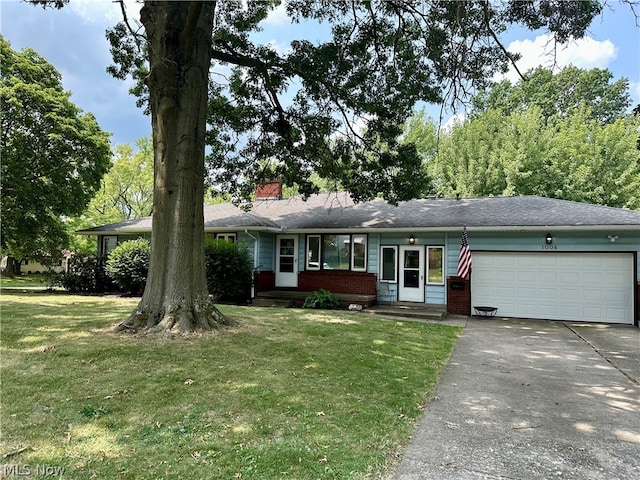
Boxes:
[472,66,632,124]
[407,67,640,209]
[106,0,604,204]
[424,106,640,208]
[65,137,154,254]
[85,137,154,224]
[0,36,111,260]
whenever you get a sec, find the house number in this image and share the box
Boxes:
[541,244,558,250]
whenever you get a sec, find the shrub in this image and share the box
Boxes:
[205,239,253,304]
[302,289,340,309]
[106,238,151,294]
[56,254,114,293]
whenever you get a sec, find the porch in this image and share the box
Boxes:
[253,291,447,322]
[253,290,377,308]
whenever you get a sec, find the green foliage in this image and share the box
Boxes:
[55,254,113,293]
[303,289,340,310]
[0,36,111,260]
[86,138,154,221]
[473,66,631,125]
[405,68,640,209]
[104,2,602,205]
[204,239,253,304]
[69,138,154,254]
[80,405,109,418]
[106,238,151,294]
[422,106,640,209]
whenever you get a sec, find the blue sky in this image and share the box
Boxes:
[2,0,639,147]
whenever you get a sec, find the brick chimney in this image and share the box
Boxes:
[255,179,283,200]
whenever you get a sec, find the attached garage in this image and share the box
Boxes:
[471,252,635,325]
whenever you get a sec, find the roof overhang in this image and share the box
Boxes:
[282,225,640,234]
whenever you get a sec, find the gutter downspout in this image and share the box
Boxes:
[245,230,259,299]
[444,232,449,308]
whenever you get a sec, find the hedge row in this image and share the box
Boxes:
[55,238,254,304]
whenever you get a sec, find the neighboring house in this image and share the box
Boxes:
[76,182,640,326]
[1,255,68,275]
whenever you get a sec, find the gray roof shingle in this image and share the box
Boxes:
[76,194,640,235]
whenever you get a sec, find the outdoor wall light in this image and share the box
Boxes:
[408,235,416,245]
[545,233,553,245]
[608,235,618,243]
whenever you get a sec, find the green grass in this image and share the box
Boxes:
[1,292,461,479]
[0,273,49,288]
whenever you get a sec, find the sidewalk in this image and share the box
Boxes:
[393,318,640,480]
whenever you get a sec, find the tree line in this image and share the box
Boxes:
[406,67,640,210]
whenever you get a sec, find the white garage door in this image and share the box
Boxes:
[471,252,634,324]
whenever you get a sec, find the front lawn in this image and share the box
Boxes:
[0,273,49,288]
[1,292,460,479]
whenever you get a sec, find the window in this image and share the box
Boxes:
[306,234,369,271]
[215,233,236,242]
[102,236,118,255]
[380,246,397,282]
[351,235,367,272]
[323,234,350,270]
[427,246,444,284]
[306,235,321,270]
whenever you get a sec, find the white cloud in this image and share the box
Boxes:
[68,0,141,26]
[500,33,617,83]
[442,113,466,132]
[266,39,291,56]
[264,1,290,26]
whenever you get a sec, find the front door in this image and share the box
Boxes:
[398,246,424,302]
[275,235,298,287]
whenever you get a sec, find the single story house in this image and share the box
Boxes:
[77,183,640,326]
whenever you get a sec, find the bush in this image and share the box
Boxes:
[55,254,114,293]
[106,238,151,294]
[303,289,340,309]
[205,239,253,304]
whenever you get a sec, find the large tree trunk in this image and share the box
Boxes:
[117,1,235,333]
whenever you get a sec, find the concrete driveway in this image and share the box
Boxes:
[394,318,640,480]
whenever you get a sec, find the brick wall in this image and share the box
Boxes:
[447,276,471,316]
[255,271,275,292]
[299,271,377,295]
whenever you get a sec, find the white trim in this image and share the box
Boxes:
[398,245,425,302]
[306,234,321,271]
[426,245,445,285]
[379,245,398,283]
[275,234,298,288]
[351,234,367,272]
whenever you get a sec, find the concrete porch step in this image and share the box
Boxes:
[251,297,294,308]
[255,290,377,308]
[366,303,447,322]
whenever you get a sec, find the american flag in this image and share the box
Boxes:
[457,227,472,280]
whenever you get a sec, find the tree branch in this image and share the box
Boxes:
[482,0,526,82]
[115,0,145,52]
